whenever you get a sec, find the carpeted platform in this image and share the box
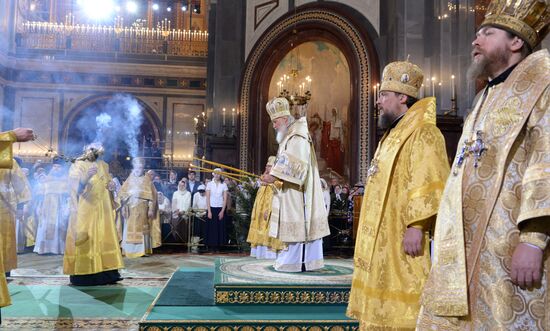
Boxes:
[216,257,353,284]
[139,259,359,330]
[214,257,353,305]
[155,268,214,306]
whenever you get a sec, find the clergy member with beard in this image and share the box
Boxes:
[418,1,550,329]
[261,97,330,272]
[347,60,450,329]
[64,143,124,285]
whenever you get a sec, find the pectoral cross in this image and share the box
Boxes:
[470,130,487,168]
[453,130,487,175]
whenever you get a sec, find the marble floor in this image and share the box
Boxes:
[12,250,248,279]
[3,251,249,330]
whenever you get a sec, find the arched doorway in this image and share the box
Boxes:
[239,3,380,183]
[267,41,352,180]
[61,94,161,176]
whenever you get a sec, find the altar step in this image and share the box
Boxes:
[214,257,352,305]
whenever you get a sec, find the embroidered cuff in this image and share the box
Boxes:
[519,232,549,251]
[7,131,17,142]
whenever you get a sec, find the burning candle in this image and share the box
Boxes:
[451,75,456,100]
[222,108,226,126]
[431,77,436,96]
[231,108,236,126]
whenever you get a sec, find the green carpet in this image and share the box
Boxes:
[215,257,353,285]
[146,304,354,321]
[140,264,358,330]
[4,284,160,318]
[155,270,214,306]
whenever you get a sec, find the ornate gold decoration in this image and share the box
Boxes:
[481,0,550,49]
[266,97,291,120]
[380,61,424,99]
[240,9,372,181]
[215,289,350,304]
[20,18,208,57]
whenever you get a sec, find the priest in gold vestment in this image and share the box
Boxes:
[417,1,550,329]
[0,128,35,308]
[261,97,330,272]
[247,156,285,259]
[346,61,450,329]
[0,160,32,274]
[63,144,124,285]
[119,159,158,258]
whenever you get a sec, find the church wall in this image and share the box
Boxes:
[377,0,546,117]
[0,52,206,164]
[0,0,14,54]
[0,84,4,128]
[246,0,380,59]
[205,0,246,169]
[245,0,290,58]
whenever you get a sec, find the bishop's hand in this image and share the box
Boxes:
[511,243,543,289]
[260,174,276,184]
[403,227,423,257]
[12,128,35,142]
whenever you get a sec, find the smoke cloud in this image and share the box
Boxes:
[73,94,144,165]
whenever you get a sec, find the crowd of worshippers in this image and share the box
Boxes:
[11,157,241,255]
[12,155,364,257]
[320,177,364,248]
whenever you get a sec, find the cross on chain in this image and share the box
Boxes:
[453,130,487,175]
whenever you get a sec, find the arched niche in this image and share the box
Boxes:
[60,94,162,172]
[239,3,379,183]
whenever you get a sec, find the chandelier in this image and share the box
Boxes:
[276,47,312,106]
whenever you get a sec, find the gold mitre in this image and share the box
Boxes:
[481,0,550,49]
[266,156,276,167]
[380,61,424,99]
[266,97,291,121]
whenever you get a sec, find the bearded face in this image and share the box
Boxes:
[467,27,513,81]
[273,117,290,144]
[376,91,402,130]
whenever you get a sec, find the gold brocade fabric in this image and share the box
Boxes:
[246,185,285,251]
[63,160,124,275]
[418,50,550,330]
[0,131,16,169]
[0,136,18,307]
[119,174,155,246]
[0,162,32,272]
[151,184,161,249]
[347,97,450,329]
[0,258,9,307]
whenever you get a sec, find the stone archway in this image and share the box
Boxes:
[239,3,379,183]
[60,94,162,171]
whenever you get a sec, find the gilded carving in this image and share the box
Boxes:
[215,289,349,304]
